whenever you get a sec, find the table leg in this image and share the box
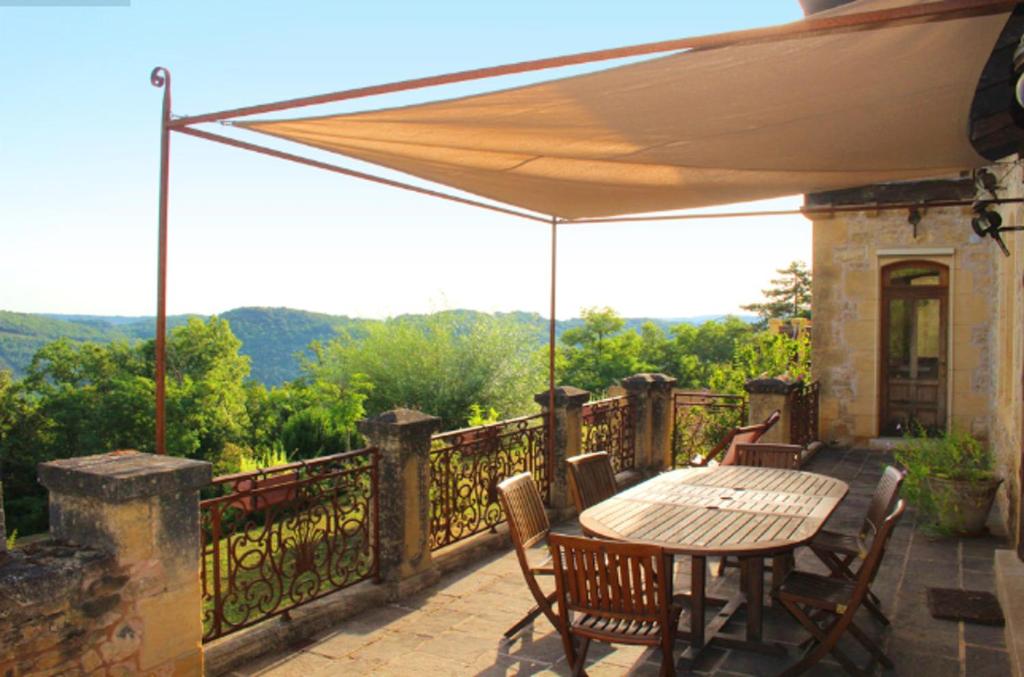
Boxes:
[771,552,794,591]
[690,555,706,649]
[742,556,764,642]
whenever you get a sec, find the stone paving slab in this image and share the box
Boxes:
[233,448,1010,676]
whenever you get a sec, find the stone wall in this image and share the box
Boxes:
[811,182,998,445]
[986,163,1024,541]
[811,166,1024,541]
[0,542,136,675]
[0,451,210,676]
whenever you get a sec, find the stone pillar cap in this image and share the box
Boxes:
[38,450,212,503]
[622,373,678,390]
[534,386,590,408]
[743,377,803,395]
[358,408,441,436]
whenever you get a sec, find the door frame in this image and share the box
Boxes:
[877,259,950,437]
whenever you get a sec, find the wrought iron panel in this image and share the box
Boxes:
[581,396,636,473]
[790,381,820,448]
[200,448,379,642]
[671,391,747,467]
[429,414,549,551]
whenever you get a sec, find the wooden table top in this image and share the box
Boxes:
[579,466,848,556]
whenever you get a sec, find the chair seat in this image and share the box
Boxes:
[778,571,857,612]
[811,529,866,558]
[571,603,683,644]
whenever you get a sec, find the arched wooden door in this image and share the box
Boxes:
[879,261,949,436]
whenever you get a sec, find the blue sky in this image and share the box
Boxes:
[0,1,810,319]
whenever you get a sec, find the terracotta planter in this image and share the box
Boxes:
[924,475,1002,536]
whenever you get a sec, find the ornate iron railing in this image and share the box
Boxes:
[790,380,821,448]
[581,395,635,473]
[200,447,379,642]
[671,391,747,467]
[429,413,549,551]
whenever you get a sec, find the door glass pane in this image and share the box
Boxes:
[915,299,940,379]
[887,298,940,378]
[888,266,941,286]
[887,299,910,376]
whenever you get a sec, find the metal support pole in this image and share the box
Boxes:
[548,217,558,476]
[152,67,172,455]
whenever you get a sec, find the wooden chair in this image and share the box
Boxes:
[807,465,905,625]
[497,472,558,639]
[548,533,682,677]
[694,409,781,467]
[566,451,618,514]
[717,442,802,578]
[733,442,803,469]
[775,499,906,676]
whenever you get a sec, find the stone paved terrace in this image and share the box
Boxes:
[232,448,1012,676]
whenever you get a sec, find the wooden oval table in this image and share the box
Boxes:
[579,465,848,667]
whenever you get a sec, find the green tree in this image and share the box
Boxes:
[159,317,251,460]
[741,261,812,321]
[314,312,541,430]
[559,307,643,394]
[666,316,754,388]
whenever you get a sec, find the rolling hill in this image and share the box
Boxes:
[0,307,755,385]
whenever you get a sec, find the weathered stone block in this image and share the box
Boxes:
[358,408,440,593]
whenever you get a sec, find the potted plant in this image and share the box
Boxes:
[894,428,1002,536]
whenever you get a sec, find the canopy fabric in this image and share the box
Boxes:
[240,0,1012,219]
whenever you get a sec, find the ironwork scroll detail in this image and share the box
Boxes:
[671,391,747,467]
[200,448,379,642]
[790,380,820,448]
[581,396,636,473]
[429,414,549,551]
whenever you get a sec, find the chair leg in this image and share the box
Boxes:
[777,599,868,677]
[862,595,890,626]
[660,623,677,677]
[716,556,729,577]
[570,637,592,677]
[560,628,581,677]
[504,591,558,639]
[847,619,894,669]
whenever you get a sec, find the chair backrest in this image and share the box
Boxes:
[721,409,781,465]
[566,452,618,513]
[498,472,550,550]
[855,499,906,593]
[862,465,906,537]
[548,532,671,626]
[733,443,802,469]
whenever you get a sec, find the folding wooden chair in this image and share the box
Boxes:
[775,499,906,676]
[695,409,781,467]
[808,465,905,625]
[497,472,558,639]
[566,451,618,514]
[718,442,802,578]
[548,533,683,677]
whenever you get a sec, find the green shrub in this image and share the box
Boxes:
[895,427,995,534]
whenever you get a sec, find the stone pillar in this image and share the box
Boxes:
[535,386,590,513]
[37,450,211,675]
[650,376,677,471]
[622,373,677,472]
[358,408,440,597]
[744,378,802,444]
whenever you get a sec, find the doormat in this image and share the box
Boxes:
[926,587,1005,626]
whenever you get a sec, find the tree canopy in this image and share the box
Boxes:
[741,260,812,322]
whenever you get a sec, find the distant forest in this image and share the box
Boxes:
[0,305,807,538]
[0,307,756,386]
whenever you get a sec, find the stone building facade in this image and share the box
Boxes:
[809,163,1024,538]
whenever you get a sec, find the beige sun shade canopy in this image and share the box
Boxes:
[240,0,1012,220]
